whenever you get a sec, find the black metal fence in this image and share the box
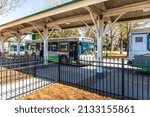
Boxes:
[0,56,150,100]
[0,56,58,100]
[58,57,150,100]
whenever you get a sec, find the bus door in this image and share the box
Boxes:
[69,42,78,62]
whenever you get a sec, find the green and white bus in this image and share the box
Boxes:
[25,37,95,63]
[10,43,25,55]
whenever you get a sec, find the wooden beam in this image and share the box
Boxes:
[20,25,43,32]
[29,21,45,28]
[47,15,91,27]
[103,1,150,17]
[4,30,17,34]
[82,20,96,35]
[85,6,103,16]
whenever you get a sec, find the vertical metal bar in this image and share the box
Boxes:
[122,59,125,99]
[58,55,60,83]
[137,61,139,100]
[25,57,28,96]
[102,57,104,95]
[1,59,2,100]
[127,59,130,99]
[114,58,116,98]
[117,58,120,99]
[6,60,8,100]
[10,59,12,100]
[148,72,150,100]
[105,57,108,95]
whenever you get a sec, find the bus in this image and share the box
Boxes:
[10,43,25,55]
[128,27,150,71]
[25,37,95,63]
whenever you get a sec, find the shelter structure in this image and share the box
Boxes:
[0,0,150,75]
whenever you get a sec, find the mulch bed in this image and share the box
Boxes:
[20,83,113,100]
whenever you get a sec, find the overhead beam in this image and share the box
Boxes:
[82,20,96,35]
[103,14,124,36]
[20,25,43,33]
[47,15,91,27]
[103,1,150,17]
[85,6,103,16]
[3,30,17,34]
[46,17,62,29]
[29,21,46,28]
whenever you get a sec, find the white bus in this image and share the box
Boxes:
[128,27,150,71]
[129,27,150,61]
[10,43,25,55]
[26,37,95,63]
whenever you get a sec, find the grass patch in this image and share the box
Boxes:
[20,83,113,100]
[103,53,127,58]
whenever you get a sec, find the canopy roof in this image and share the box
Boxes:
[0,0,150,37]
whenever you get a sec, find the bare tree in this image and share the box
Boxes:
[0,0,26,15]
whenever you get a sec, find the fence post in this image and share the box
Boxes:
[122,58,125,99]
[58,55,60,82]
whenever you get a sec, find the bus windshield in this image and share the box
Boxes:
[81,42,94,55]
[20,46,25,52]
[10,45,17,51]
[10,45,25,52]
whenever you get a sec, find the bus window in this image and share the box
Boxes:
[20,46,25,52]
[51,42,58,51]
[10,45,17,51]
[89,43,94,51]
[48,42,51,51]
[81,42,94,55]
[36,43,40,51]
[148,34,150,51]
[59,42,68,52]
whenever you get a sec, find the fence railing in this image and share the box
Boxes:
[0,56,150,100]
[58,57,150,100]
[0,56,58,100]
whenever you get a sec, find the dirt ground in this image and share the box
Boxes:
[0,67,31,86]
[20,83,112,100]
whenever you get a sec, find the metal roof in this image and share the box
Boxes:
[132,27,150,34]
[0,0,150,37]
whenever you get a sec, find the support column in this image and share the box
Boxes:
[16,33,22,56]
[0,35,7,56]
[96,19,104,77]
[17,41,21,55]
[0,42,5,55]
[43,27,49,65]
[85,8,123,77]
[31,24,53,64]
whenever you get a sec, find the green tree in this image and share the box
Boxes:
[50,29,80,38]
[118,22,139,54]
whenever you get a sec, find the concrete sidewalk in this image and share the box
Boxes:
[0,77,53,100]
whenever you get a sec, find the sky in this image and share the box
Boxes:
[0,0,72,25]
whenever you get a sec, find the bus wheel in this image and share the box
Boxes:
[60,55,68,64]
